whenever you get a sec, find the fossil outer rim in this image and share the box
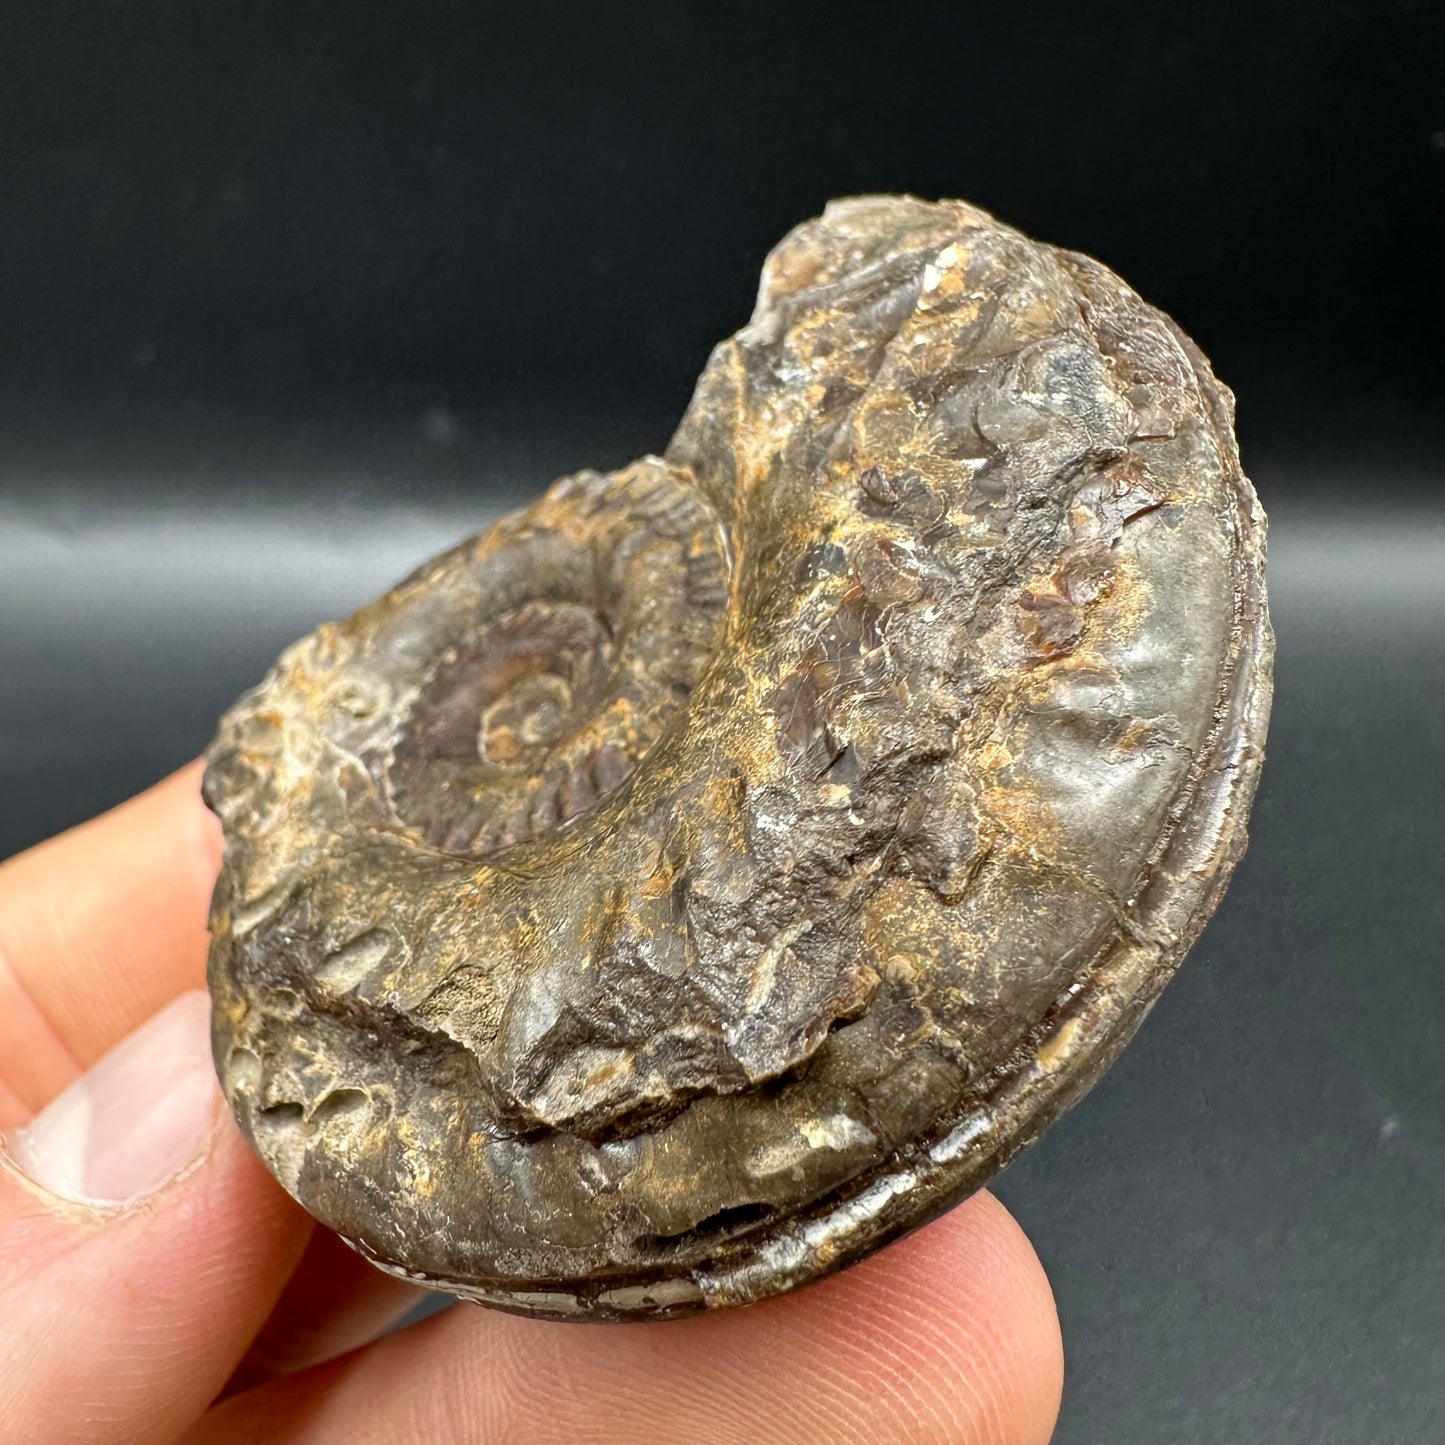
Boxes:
[205,195,1274,1320]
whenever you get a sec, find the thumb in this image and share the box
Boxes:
[0,992,311,1445]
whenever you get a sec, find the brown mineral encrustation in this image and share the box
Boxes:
[203,195,1273,1319]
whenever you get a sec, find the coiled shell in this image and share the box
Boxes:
[205,196,1272,1319]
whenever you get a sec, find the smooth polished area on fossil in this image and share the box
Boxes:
[204,196,1272,1319]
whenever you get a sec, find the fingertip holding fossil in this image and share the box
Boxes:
[204,196,1272,1319]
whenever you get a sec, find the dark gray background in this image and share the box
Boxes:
[2,2,1441,1440]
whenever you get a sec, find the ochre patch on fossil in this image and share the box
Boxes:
[204,196,1273,1319]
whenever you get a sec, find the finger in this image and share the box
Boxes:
[224,1227,430,1393]
[0,762,426,1397]
[0,760,220,1127]
[188,1190,1063,1445]
[0,991,312,1445]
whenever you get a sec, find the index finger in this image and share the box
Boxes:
[0,760,220,1126]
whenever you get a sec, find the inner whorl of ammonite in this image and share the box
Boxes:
[382,462,730,856]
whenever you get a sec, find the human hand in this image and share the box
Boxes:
[0,763,1063,1444]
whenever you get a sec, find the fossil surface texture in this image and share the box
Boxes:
[204,195,1273,1319]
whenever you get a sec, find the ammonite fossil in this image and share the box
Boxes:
[204,196,1273,1319]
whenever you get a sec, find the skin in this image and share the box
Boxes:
[0,762,1063,1445]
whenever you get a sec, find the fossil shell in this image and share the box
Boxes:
[204,196,1273,1320]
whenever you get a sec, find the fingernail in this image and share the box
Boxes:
[3,991,219,1207]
